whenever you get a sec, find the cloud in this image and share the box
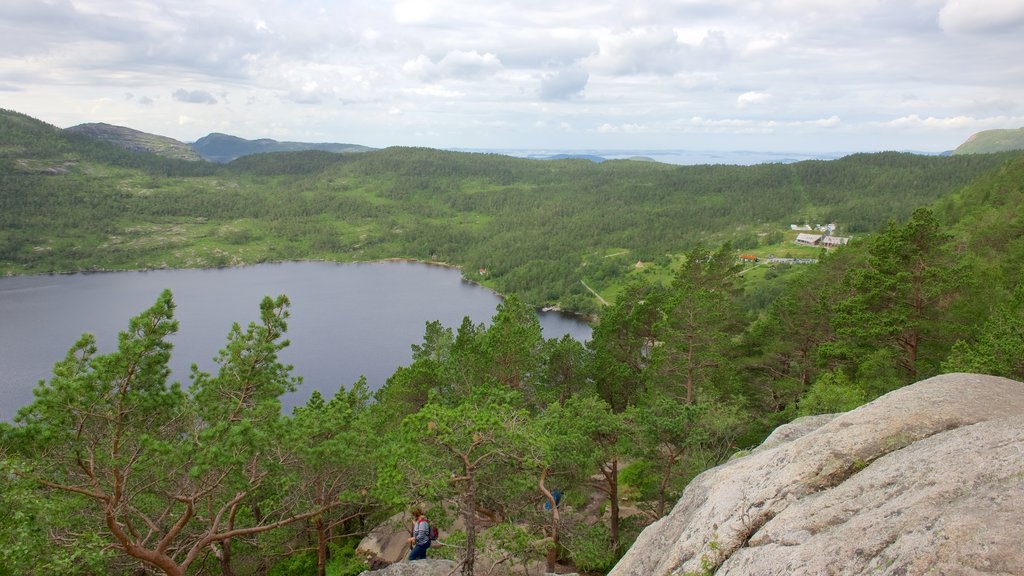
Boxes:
[938,0,1024,35]
[596,123,645,134]
[737,91,772,108]
[284,81,337,105]
[590,27,731,76]
[878,114,1024,130]
[539,64,589,100]
[403,50,503,81]
[439,50,502,78]
[408,85,466,98]
[1,0,1020,152]
[670,115,842,134]
[172,89,218,104]
[393,1,438,25]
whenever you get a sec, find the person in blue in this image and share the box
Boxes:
[544,489,562,510]
[407,508,431,561]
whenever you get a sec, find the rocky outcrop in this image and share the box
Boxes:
[357,511,417,565]
[610,373,1024,576]
[65,122,203,161]
[357,559,458,576]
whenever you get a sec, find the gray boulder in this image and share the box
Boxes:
[609,373,1024,576]
[357,511,416,565]
[358,559,458,576]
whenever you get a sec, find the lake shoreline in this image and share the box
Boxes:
[0,261,594,420]
[3,257,599,323]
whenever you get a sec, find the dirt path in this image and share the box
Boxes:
[580,280,609,306]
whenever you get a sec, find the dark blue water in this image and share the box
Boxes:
[0,262,591,420]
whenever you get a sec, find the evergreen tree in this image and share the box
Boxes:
[6,292,336,576]
[943,284,1024,379]
[832,208,966,381]
[654,246,745,404]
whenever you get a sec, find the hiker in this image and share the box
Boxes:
[544,488,562,510]
[407,508,431,561]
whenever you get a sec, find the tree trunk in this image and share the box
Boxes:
[655,450,681,518]
[607,458,620,552]
[218,539,236,576]
[539,469,561,573]
[686,335,696,405]
[316,517,328,576]
[462,473,477,576]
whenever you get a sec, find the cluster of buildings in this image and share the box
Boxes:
[791,222,850,249]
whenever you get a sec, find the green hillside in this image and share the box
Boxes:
[1,108,1021,313]
[953,127,1024,154]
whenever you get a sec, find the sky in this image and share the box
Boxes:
[2,0,1023,154]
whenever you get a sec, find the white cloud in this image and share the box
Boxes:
[393,1,438,25]
[172,89,218,104]
[595,122,645,133]
[408,85,466,98]
[403,50,502,81]
[0,0,1020,151]
[737,91,772,108]
[439,50,502,78]
[938,0,1024,35]
[539,64,589,100]
[285,82,335,105]
[879,114,1024,130]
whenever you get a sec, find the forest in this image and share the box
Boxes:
[3,107,1024,575]
[1,108,1019,314]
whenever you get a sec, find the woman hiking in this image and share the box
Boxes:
[407,508,431,561]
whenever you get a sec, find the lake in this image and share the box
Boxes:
[0,261,592,421]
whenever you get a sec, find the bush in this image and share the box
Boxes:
[268,551,317,576]
[327,543,370,576]
[619,459,657,501]
[564,523,619,573]
[267,541,368,576]
[797,370,867,416]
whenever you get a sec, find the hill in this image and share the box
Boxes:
[953,127,1024,154]
[191,132,376,163]
[65,123,203,161]
[2,108,1023,313]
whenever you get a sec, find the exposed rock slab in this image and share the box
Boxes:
[357,511,417,565]
[358,559,458,576]
[609,373,1024,576]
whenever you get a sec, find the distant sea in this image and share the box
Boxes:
[449,148,850,166]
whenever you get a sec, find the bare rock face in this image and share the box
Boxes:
[609,373,1024,576]
[357,511,416,565]
[357,559,458,576]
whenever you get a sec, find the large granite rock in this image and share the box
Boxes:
[609,373,1024,576]
[357,511,416,565]
[357,559,458,576]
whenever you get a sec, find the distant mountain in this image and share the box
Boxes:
[191,133,376,163]
[953,127,1024,155]
[532,153,608,162]
[66,122,203,161]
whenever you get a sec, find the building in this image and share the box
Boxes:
[822,236,850,248]
[795,233,822,246]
